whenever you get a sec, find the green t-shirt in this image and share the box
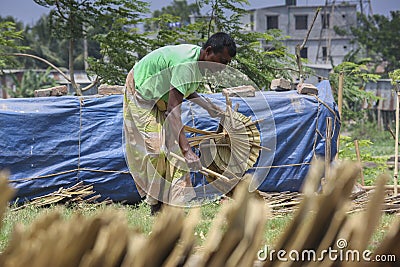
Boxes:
[133,44,202,103]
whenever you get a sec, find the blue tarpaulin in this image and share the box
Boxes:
[0,80,339,203]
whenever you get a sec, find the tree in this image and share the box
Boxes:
[7,68,57,98]
[33,0,149,95]
[329,62,380,121]
[145,0,295,91]
[197,0,295,90]
[87,0,151,86]
[145,0,200,31]
[19,15,66,69]
[0,19,26,69]
[390,69,400,85]
[348,11,400,75]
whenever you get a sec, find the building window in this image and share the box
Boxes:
[343,45,347,49]
[321,14,330,29]
[300,47,308,59]
[250,13,254,31]
[266,15,279,30]
[286,0,297,5]
[295,15,308,30]
[322,47,327,60]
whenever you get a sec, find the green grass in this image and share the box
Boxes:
[346,122,395,156]
[369,213,398,250]
[263,214,293,246]
[0,202,289,252]
[339,121,397,185]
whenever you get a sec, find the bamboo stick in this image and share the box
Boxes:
[338,72,344,118]
[354,139,365,186]
[395,91,400,196]
[222,89,236,130]
[187,132,225,143]
[169,152,232,183]
[362,185,399,190]
[336,71,344,161]
[244,118,264,127]
[184,125,216,135]
[325,117,332,179]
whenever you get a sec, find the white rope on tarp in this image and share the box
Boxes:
[10,168,131,183]
[9,97,131,184]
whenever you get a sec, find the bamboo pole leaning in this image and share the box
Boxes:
[394,90,400,196]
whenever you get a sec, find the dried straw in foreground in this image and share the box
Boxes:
[1,161,400,267]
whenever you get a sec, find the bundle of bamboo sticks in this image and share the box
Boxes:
[258,185,400,217]
[11,181,111,211]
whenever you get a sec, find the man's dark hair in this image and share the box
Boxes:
[202,32,236,57]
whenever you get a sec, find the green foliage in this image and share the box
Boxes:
[0,20,26,68]
[32,0,150,90]
[350,11,400,75]
[344,120,394,158]
[389,69,400,86]
[85,1,151,85]
[23,15,66,68]
[6,0,295,90]
[143,0,295,90]
[6,68,57,98]
[201,65,258,93]
[145,0,200,31]
[329,61,380,121]
[144,0,293,91]
[197,0,295,90]
[338,135,388,185]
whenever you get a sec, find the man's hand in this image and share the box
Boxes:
[183,149,202,171]
[187,93,225,118]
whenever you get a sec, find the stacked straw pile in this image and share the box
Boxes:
[1,161,400,267]
[11,181,111,211]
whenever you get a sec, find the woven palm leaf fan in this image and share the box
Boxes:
[203,110,261,177]
[185,94,264,182]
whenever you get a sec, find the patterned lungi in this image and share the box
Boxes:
[123,70,194,206]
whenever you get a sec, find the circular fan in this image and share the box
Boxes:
[199,109,261,178]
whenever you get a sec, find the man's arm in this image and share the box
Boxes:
[187,92,224,118]
[167,87,202,171]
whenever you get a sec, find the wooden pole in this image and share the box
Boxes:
[296,8,320,83]
[338,72,344,118]
[362,185,398,191]
[394,92,399,196]
[354,140,365,186]
[336,72,344,161]
[168,152,232,183]
[325,117,333,179]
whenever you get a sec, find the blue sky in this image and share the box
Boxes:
[0,0,399,25]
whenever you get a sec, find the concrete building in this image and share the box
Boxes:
[241,0,357,67]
